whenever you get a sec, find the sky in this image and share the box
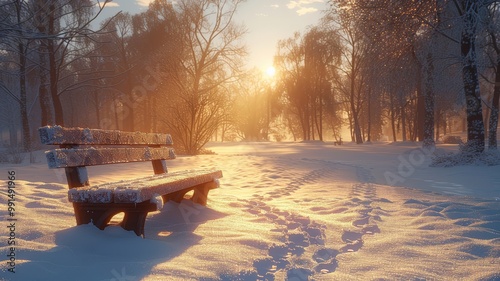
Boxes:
[96,0,330,73]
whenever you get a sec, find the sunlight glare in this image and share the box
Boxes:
[266,66,276,77]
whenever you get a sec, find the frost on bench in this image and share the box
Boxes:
[39,125,223,237]
[46,147,176,168]
[39,125,173,145]
[68,169,223,203]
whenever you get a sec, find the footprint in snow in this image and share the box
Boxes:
[313,248,339,263]
[340,240,364,253]
[341,230,363,243]
[235,198,332,279]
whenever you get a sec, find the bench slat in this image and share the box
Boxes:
[46,147,176,168]
[68,169,223,203]
[39,126,173,146]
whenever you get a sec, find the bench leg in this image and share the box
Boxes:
[73,203,118,230]
[162,190,189,203]
[72,201,157,237]
[192,181,218,206]
[161,181,218,206]
[121,211,149,237]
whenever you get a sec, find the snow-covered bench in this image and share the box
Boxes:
[39,125,222,237]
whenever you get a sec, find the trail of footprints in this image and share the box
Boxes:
[341,182,384,254]
[264,167,338,200]
[219,195,332,280]
[213,163,390,280]
[219,180,389,280]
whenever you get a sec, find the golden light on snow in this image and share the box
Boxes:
[9,142,500,280]
[266,66,276,77]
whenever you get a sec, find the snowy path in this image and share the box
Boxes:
[203,156,395,280]
[201,152,499,280]
[1,142,499,280]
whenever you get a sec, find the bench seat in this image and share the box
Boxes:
[68,169,222,204]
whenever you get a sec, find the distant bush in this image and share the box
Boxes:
[273,133,285,142]
[431,147,500,167]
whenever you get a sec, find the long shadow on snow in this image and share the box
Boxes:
[14,200,226,281]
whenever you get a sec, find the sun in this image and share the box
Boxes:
[266,66,276,77]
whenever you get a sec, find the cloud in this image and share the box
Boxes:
[135,0,176,6]
[136,0,154,7]
[296,7,318,15]
[97,1,119,8]
[287,0,324,15]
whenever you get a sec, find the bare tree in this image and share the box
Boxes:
[304,26,341,141]
[231,70,270,141]
[275,32,310,140]
[274,27,340,141]
[31,0,113,126]
[0,0,32,151]
[161,0,246,154]
[324,6,369,144]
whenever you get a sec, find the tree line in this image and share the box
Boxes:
[1,0,245,155]
[1,0,499,156]
[272,0,499,154]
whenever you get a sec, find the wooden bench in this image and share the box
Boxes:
[39,125,222,237]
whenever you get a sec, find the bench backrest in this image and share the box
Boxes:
[39,126,176,188]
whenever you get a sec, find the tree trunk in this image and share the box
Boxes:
[310,101,315,140]
[16,0,30,152]
[444,113,448,136]
[317,92,323,141]
[48,2,64,125]
[38,46,53,126]
[461,0,485,153]
[19,44,30,151]
[488,60,500,149]
[113,93,120,130]
[347,110,354,142]
[36,1,53,126]
[423,53,435,148]
[152,93,157,132]
[390,94,397,142]
[351,87,363,143]
[49,41,64,125]
[18,43,31,151]
[391,113,397,142]
[435,112,440,142]
[401,101,407,142]
[367,87,372,142]
[93,90,101,128]
[412,49,425,142]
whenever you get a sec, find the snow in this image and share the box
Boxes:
[39,125,174,146]
[45,147,176,168]
[151,194,164,211]
[0,141,499,280]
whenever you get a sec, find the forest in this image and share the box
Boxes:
[0,0,499,156]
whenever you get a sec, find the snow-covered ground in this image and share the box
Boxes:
[0,141,499,280]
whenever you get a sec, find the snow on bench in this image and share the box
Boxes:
[39,125,223,237]
[68,169,222,204]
